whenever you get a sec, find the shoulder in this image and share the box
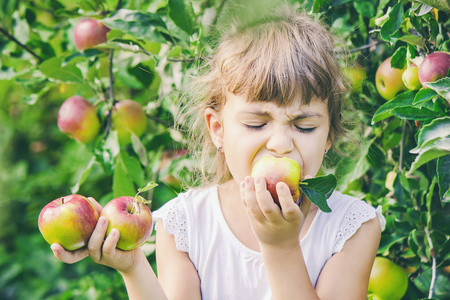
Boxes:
[329,191,385,254]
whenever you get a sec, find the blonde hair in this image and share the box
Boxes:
[177,4,345,187]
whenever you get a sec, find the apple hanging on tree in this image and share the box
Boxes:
[368,256,408,300]
[57,95,101,143]
[74,18,110,51]
[38,195,99,251]
[418,51,450,84]
[375,56,407,101]
[111,100,148,145]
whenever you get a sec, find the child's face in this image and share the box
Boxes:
[207,93,331,184]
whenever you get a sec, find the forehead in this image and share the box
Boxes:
[224,92,329,117]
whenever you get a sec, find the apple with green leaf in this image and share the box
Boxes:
[58,95,101,143]
[251,156,334,212]
[38,195,99,251]
[100,182,157,251]
[74,18,110,51]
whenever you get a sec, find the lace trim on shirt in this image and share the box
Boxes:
[152,199,189,253]
[332,202,385,254]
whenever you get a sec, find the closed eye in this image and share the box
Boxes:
[295,126,316,134]
[244,123,266,131]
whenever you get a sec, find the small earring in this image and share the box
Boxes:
[324,149,327,157]
[218,146,222,152]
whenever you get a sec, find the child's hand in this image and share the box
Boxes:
[50,198,141,274]
[240,176,305,249]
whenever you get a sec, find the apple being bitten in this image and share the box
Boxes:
[251,156,301,205]
[38,195,99,251]
[57,95,101,143]
[101,196,153,251]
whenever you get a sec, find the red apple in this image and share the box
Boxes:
[375,57,407,101]
[38,195,99,251]
[100,196,153,251]
[418,52,450,84]
[251,156,302,205]
[74,18,110,51]
[58,95,101,143]
[111,100,147,145]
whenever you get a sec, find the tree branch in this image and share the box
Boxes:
[0,26,43,63]
[102,49,116,141]
[424,226,436,298]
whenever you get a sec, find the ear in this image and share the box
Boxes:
[205,107,223,148]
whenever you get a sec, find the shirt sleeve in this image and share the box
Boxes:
[152,196,189,253]
[332,201,385,254]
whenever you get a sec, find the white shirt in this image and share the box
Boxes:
[153,186,385,300]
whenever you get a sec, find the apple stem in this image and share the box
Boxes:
[62,197,65,204]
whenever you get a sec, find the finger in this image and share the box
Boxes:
[243,177,266,223]
[276,182,301,222]
[88,216,109,262]
[51,243,89,264]
[102,228,120,258]
[87,197,103,215]
[254,177,281,223]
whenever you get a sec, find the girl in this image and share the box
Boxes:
[51,3,385,299]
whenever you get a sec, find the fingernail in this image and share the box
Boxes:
[255,177,260,185]
[245,176,250,184]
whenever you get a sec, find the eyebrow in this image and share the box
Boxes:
[239,110,324,120]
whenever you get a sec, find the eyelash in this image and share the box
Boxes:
[244,124,316,134]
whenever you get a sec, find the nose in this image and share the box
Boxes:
[265,126,294,155]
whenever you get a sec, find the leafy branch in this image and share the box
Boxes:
[0,26,43,63]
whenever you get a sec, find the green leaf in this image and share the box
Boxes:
[380,2,404,42]
[312,0,331,12]
[113,154,136,198]
[397,35,426,48]
[391,106,438,121]
[39,57,83,82]
[413,88,438,104]
[71,156,96,194]
[138,181,158,193]
[131,132,149,167]
[408,138,450,174]
[119,151,146,188]
[416,0,450,13]
[299,174,336,213]
[411,117,450,153]
[372,91,416,123]
[437,155,450,202]
[102,9,170,43]
[423,77,450,103]
[169,0,195,35]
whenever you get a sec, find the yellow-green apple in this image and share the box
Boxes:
[342,66,367,92]
[418,52,450,84]
[402,65,422,90]
[74,18,110,51]
[38,195,99,251]
[100,196,153,251]
[375,57,407,100]
[111,100,147,145]
[251,156,301,205]
[58,95,101,143]
[368,257,408,300]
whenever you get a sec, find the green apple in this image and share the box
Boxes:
[101,196,153,251]
[38,195,99,251]
[58,95,101,143]
[111,100,147,146]
[343,66,367,92]
[418,52,450,84]
[368,257,408,300]
[375,57,407,101]
[402,65,422,91]
[251,156,301,205]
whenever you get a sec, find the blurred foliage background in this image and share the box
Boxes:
[0,0,449,299]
